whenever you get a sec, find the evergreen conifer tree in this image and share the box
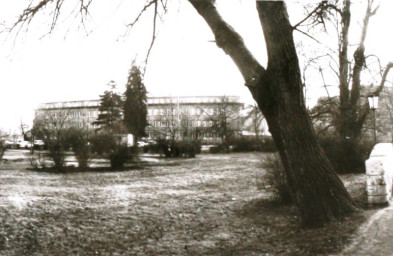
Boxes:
[123,66,148,143]
[93,80,123,133]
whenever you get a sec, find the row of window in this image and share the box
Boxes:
[149,120,214,128]
[148,107,224,116]
[148,132,220,140]
[48,110,99,119]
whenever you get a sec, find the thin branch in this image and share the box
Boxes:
[328,61,340,80]
[292,2,340,30]
[10,0,52,32]
[293,28,323,44]
[127,0,156,28]
[144,1,158,68]
[372,62,393,96]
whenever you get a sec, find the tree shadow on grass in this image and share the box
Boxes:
[208,198,368,256]
[26,160,182,174]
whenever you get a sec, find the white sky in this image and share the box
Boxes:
[0,0,392,133]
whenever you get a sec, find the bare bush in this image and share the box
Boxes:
[261,154,292,204]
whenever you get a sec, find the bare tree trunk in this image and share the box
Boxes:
[256,2,357,226]
[338,0,352,141]
[190,0,357,226]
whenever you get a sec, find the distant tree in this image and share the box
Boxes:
[123,66,148,144]
[32,110,70,170]
[309,96,340,137]
[304,1,393,170]
[244,103,266,142]
[93,81,124,133]
[203,96,242,152]
[65,127,91,169]
[19,121,30,141]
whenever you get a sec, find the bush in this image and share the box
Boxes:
[65,128,91,169]
[0,140,5,161]
[209,144,226,154]
[109,146,129,169]
[46,142,66,171]
[176,140,200,157]
[91,133,136,169]
[259,136,277,152]
[28,151,47,169]
[146,139,200,158]
[317,135,373,173]
[90,133,117,156]
[231,137,256,152]
[261,153,292,204]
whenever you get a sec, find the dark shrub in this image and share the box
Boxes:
[231,137,267,152]
[259,136,277,152]
[318,135,373,173]
[90,133,117,156]
[0,140,5,160]
[177,140,200,157]
[46,142,66,171]
[231,137,255,152]
[109,146,129,169]
[65,128,91,169]
[261,153,292,204]
[147,139,200,158]
[209,144,226,154]
[91,133,135,169]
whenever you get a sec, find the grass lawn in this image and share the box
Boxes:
[0,151,371,255]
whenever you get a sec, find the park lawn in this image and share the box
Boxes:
[0,152,371,255]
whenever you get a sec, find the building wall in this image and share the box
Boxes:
[35,100,100,129]
[35,96,245,143]
[145,96,243,142]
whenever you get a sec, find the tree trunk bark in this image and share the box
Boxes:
[255,2,357,226]
[189,0,357,227]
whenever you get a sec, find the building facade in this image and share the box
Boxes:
[146,96,244,142]
[35,100,101,129]
[35,96,247,143]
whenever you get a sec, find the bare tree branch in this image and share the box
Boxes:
[144,1,158,68]
[372,62,393,96]
[292,1,344,30]
[127,1,156,28]
[188,0,265,90]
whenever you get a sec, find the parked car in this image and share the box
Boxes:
[18,141,33,149]
[137,141,148,147]
[33,140,45,149]
[4,140,19,149]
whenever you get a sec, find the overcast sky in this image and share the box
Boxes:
[1,0,392,133]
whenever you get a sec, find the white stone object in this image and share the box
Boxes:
[365,143,393,205]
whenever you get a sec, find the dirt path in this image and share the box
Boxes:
[340,206,393,256]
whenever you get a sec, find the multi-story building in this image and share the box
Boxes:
[35,96,246,143]
[146,96,244,142]
[35,100,101,129]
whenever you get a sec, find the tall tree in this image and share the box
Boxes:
[93,81,124,133]
[123,65,148,143]
[303,0,393,170]
[11,0,359,226]
[189,1,357,226]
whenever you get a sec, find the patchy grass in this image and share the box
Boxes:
[0,152,370,255]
